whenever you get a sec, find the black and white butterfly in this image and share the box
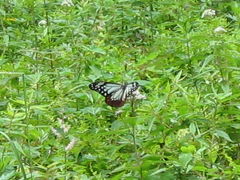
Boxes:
[89,81,139,107]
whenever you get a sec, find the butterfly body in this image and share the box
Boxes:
[89,82,139,107]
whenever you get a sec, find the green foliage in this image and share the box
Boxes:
[1,0,240,179]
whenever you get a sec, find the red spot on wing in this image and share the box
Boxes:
[105,96,126,107]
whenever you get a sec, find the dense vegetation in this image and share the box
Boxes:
[1,0,240,179]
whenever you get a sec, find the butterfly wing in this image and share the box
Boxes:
[110,82,139,101]
[89,82,122,97]
[89,82,139,107]
[105,96,126,107]
[105,82,139,107]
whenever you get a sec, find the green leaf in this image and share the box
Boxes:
[181,145,196,153]
[0,171,15,180]
[214,130,233,142]
[189,123,196,135]
[178,153,192,168]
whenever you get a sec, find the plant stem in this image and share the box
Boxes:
[130,98,142,178]
[22,74,34,179]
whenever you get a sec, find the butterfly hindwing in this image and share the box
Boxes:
[105,96,126,107]
[89,81,139,107]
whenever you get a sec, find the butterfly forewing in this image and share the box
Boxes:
[122,83,134,100]
[123,82,139,100]
[89,82,122,97]
[104,84,122,94]
[111,88,124,100]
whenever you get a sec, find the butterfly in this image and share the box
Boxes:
[89,81,139,107]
